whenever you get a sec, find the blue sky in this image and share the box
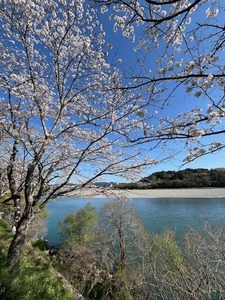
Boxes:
[2,1,224,185]
[97,4,225,179]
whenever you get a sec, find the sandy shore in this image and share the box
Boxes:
[72,188,225,199]
[118,188,225,198]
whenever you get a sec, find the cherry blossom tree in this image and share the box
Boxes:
[96,0,225,164]
[0,0,161,265]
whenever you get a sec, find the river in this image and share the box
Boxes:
[45,197,225,245]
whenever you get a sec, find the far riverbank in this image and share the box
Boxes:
[68,188,225,199]
[117,188,225,198]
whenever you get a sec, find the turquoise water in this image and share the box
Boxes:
[45,197,225,245]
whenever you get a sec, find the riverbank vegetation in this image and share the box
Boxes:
[0,219,75,300]
[1,199,225,300]
[115,168,225,189]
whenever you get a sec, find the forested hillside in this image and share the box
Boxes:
[116,168,225,189]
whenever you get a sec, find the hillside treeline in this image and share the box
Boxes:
[115,168,225,189]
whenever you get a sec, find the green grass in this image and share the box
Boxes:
[0,251,75,300]
[0,220,76,300]
[0,219,13,253]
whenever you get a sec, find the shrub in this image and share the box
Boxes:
[32,239,50,251]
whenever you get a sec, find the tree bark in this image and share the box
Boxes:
[7,217,29,266]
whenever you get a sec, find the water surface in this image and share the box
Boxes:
[45,197,225,245]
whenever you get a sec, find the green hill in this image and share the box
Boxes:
[115,168,225,189]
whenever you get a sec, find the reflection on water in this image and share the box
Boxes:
[45,197,225,245]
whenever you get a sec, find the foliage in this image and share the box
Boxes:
[115,182,142,189]
[53,199,225,299]
[0,219,12,239]
[0,252,75,300]
[0,219,13,252]
[1,221,225,300]
[57,203,98,245]
[140,167,225,188]
[114,167,225,189]
[55,199,150,299]
[32,239,49,251]
[0,220,74,300]
[2,199,225,299]
[150,230,186,274]
[0,219,74,300]
[112,268,132,300]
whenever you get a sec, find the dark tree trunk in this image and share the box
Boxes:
[118,227,126,272]
[7,217,29,266]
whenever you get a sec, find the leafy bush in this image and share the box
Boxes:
[32,239,49,251]
[58,203,98,245]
